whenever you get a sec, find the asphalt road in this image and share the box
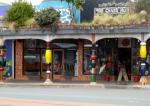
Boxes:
[0,86,149,106]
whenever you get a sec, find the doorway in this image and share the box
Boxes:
[118,48,131,80]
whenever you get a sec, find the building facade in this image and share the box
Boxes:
[0,0,150,82]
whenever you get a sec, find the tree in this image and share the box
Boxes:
[6,0,34,27]
[62,0,83,10]
[61,0,84,23]
[135,0,150,13]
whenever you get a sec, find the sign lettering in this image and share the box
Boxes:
[94,7,129,15]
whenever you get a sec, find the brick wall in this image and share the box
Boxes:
[78,40,83,77]
[15,40,25,80]
[0,71,3,81]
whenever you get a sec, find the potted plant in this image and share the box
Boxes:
[132,64,140,82]
[104,65,113,81]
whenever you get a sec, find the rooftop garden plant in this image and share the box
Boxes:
[34,8,60,31]
[92,12,149,27]
[5,0,34,29]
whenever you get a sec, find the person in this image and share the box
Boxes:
[99,63,106,74]
[140,62,147,86]
[117,61,129,82]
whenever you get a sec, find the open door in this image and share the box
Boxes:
[118,48,131,80]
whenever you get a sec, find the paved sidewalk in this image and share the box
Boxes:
[0,98,121,106]
[0,80,150,89]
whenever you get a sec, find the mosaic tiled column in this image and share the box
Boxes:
[44,42,53,84]
[0,37,5,82]
[90,44,97,84]
[140,33,147,85]
[90,34,97,84]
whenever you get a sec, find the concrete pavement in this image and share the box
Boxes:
[0,80,150,89]
[0,86,150,106]
[0,98,118,106]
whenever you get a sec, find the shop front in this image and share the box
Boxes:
[0,0,150,83]
[0,25,149,82]
[22,39,77,80]
[14,39,90,81]
[83,38,141,82]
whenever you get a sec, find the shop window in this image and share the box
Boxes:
[53,50,64,75]
[24,49,40,76]
[52,49,77,76]
[24,39,46,49]
[23,39,47,78]
[36,40,46,48]
[65,50,76,76]
[83,48,91,74]
[24,39,36,49]
[52,42,77,76]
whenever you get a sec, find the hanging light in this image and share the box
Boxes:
[45,49,52,64]
[140,42,147,59]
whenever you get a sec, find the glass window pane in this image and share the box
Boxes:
[83,48,91,74]
[24,49,40,76]
[53,50,63,75]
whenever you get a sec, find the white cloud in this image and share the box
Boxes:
[0,0,44,5]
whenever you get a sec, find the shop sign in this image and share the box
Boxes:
[94,6,128,15]
[118,38,131,48]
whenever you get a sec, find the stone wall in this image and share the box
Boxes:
[78,39,84,77]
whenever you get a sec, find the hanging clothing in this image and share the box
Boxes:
[117,67,129,81]
[140,63,146,76]
[146,54,150,65]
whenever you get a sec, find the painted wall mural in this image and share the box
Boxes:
[3,40,13,79]
[35,0,80,24]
